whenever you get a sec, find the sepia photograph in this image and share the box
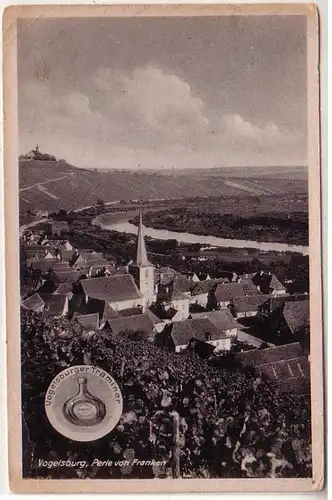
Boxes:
[4,4,323,493]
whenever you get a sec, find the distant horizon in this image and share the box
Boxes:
[19,148,308,173]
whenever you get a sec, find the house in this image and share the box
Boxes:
[53,282,74,299]
[72,251,104,269]
[80,274,145,311]
[190,279,222,308]
[184,338,216,359]
[154,267,180,286]
[190,309,241,338]
[105,313,156,340]
[157,280,190,321]
[76,312,100,330]
[251,271,287,295]
[38,293,69,317]
[60,249,76,263]
[22,244,47,259]
[60,241,74,251]
[234,342,310,394]
[22,292,68,317]
[44,248,59,260]
[265,300,309,344]
[215,281,260,307]
[230,295,270,319]
[145,308,165,333]
[156,318,232,353]
[52,269,83,283]
[72,297,119,328]
[21,293,45,313]
[28,258,58,274]
[258,294,308,321]
[20,276,42,299]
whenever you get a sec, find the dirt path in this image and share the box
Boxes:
[19,173,73,192]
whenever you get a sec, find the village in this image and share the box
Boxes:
[20,204,310,397]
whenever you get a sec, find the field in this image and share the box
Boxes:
[19,159,308,214]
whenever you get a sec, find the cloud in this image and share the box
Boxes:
[220,113,282,145]
[18,66,306,169]
[92,66,208,134]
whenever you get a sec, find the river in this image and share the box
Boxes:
[93,214,309,256]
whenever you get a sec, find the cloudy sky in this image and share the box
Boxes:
[18,16,307,170]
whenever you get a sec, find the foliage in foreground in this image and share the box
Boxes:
[21,309,312,479]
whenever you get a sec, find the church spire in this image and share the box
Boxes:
[135,199,150,267]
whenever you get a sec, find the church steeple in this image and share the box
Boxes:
[129,199,156,307]
[135,201,150,267]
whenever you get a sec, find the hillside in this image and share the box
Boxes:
[19,158,308,213]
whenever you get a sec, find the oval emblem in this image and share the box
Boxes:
[45,366,123,442]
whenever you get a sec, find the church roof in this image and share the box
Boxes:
[81,274,143,302]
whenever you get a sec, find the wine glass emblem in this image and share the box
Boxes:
[63,376,106,427]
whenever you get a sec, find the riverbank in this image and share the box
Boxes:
[93,213,309,256]
[130,208,308,247]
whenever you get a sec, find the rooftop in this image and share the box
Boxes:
[81,274,143,302]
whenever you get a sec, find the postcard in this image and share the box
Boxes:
[4,3,324,493]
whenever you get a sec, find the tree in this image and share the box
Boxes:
[96,198,106,214]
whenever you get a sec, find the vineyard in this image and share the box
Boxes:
[21,309,312,479]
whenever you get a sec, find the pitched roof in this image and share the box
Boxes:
[54,282,73,295]
[170,318,228,347]
[81,274,143,302]
[76,313,99,329]
[118,307,144,317]
[215,281,259,302]
[191,278,223,296]
[157,282,190,302]
[22,244,46,256]
[234,342,310,393]
[52,262,71,271]
[20,277,41,298]
[190,309,240,331]
[258,294,308,313]
[21,293,45,312]
[232,294,270,313]
[38,280,58,294]
[60,249,76,262]
[53,269,83,283]
[83,298,119,323]
[282,301,309,334]
[251,272,286,293]
[146,308,163,325]
[29,259,57,272]
[154,267,180,285]
[38,293,67,316]
[106,313,155,338]
[173,275,194,294]
[235,342,305,366]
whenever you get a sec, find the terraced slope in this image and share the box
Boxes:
[19,159,308,213]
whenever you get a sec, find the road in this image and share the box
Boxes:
[19,173,73,192]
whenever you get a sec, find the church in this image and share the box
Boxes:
[77,204,157,313]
